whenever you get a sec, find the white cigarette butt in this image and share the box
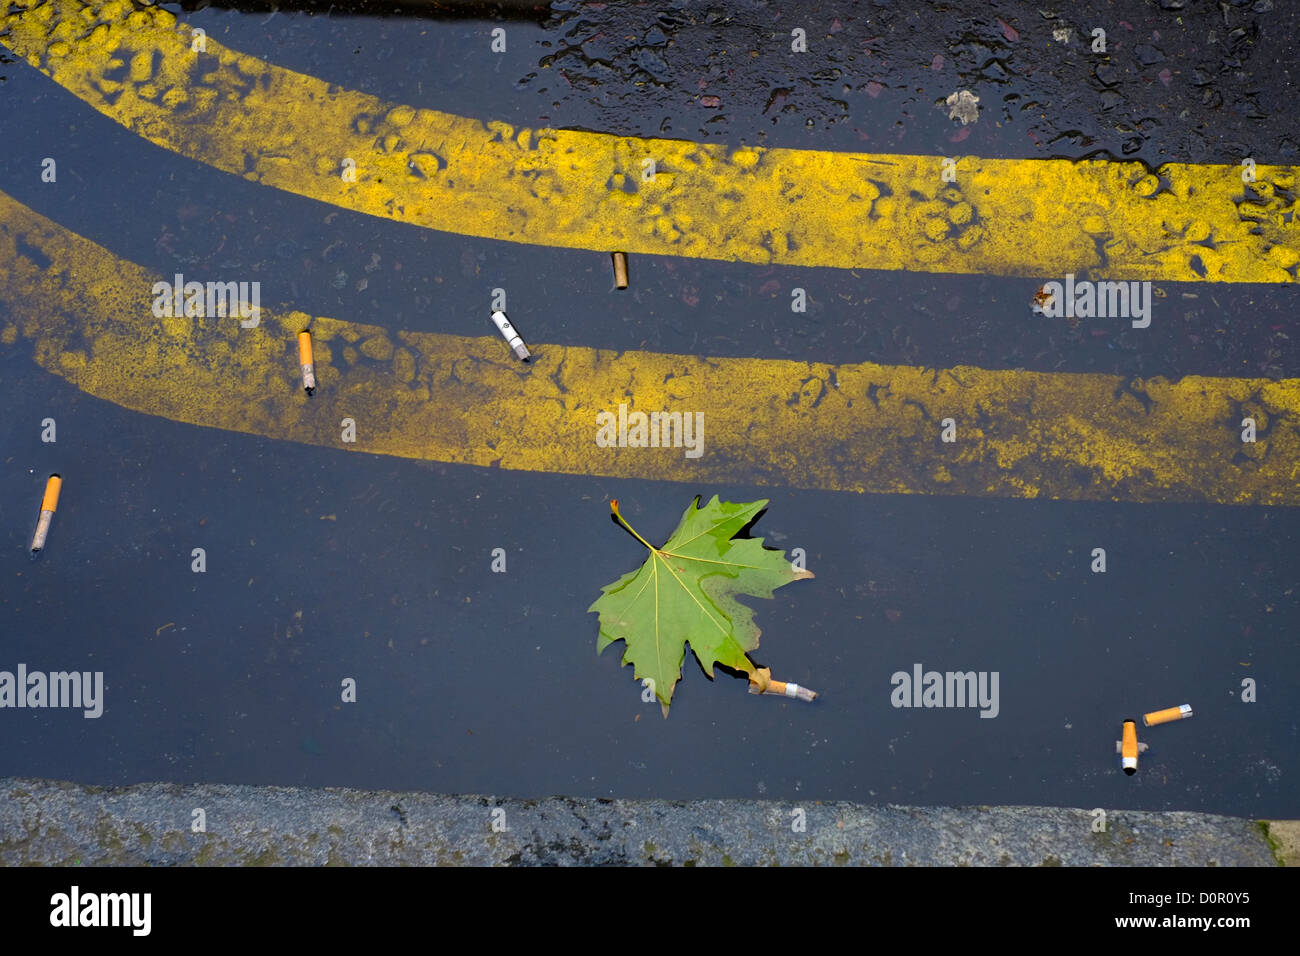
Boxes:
[490,310,530,361]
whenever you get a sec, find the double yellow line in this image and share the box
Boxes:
[2,0,1298,505]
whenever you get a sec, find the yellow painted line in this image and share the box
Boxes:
[2,0,1298,282]
[2,190,1298,505]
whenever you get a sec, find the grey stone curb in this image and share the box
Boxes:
[0,777,1287,866]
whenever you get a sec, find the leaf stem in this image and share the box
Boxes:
[609,498,657,553]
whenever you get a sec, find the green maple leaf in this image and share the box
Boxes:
[588,496,815,716]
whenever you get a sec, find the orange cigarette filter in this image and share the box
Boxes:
[1120,719,1139,775]
[41,474,62,512]
[612,252,629,289]
[297,331,316,395]
[31,473,62,552]
[747,668,818,702]
[1144,704,1193,727]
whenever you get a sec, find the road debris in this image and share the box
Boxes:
[945,89,980,125]
[1116,718,1150,775]
[298,331,316,395]
[612,251,629,289]
[748,667,818,702]
[1144,704,1193,727]
[1031,285,1055,313]
[490,310,530,361]
[30,474,62,553]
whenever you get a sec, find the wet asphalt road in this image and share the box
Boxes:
[0,1,1297,817]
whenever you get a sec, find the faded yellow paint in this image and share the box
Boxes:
[2,0,1297,282]
[2,188,1298,505]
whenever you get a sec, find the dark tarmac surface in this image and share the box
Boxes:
[1,0,1297,821]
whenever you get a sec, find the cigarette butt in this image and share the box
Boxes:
[1118,718,1140,774]
[490,311,530,361]
[41,474,62,512]
[298,331,316,395]
[31,474,62,552]
[1144,704,1193,727]
[612,251,629,289]
[748,674,818,702]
